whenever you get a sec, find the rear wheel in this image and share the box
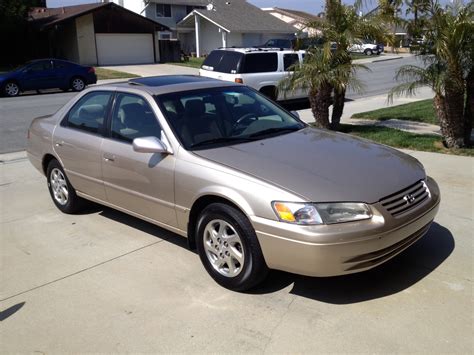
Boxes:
[196,203,268,291]
[4,82,20,97]
[47,159,85,213]
[70,77,85,92]
[364,49,373,56]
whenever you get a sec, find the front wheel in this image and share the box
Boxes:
[47,159,85,213]
[364,49,373,56]
[196,203,268,291]
[70,77,86,92]
[4,82,20,97]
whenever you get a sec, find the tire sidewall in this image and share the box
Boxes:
[196,203,264,291]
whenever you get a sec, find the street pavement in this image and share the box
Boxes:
[0,149,472,353]
[0,56,423,154]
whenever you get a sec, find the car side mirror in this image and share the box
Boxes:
[132,136,171,154]
[291,111,300,119]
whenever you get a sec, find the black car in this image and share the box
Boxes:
[0,59,97,97]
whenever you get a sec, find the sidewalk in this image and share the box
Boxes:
[297,86,439,135]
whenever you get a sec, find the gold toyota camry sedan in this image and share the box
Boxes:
[27,76,440,291]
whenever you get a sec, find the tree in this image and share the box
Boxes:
[0,0,45,66]
[390,1,473,148]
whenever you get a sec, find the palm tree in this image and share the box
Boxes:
[280,46,364,129]
[390,1,473,148]
[280,0,385,129]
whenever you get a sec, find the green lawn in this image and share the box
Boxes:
[352,99,437,125]
[95,67,140,80]
[332,124,473,156]
[167,57,204,69]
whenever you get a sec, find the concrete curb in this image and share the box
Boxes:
[372,57,402,63]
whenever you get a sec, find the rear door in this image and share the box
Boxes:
[199,50,244,82]
[53,91,113,200]
[101,92,177,227]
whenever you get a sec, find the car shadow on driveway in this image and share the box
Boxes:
[95,206,453,303]
[251,222,454,304]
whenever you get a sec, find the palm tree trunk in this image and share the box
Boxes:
[442,75,466,148]
[309,85,331,129]
[464,69,473,146]
[331,86,346,130]
[433,93,447,129]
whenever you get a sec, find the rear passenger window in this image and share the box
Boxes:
[241,53,278,73]
[202,50,243,73]
[110,93,161,143]
[64,91,112,134]
[283,54,299,71]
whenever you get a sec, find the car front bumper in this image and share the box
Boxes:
[251,177,440,277]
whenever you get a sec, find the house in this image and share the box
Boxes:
[104,0,208,39]
[261,7,324,37]
[176,1,297,56]
[28,2,169,66]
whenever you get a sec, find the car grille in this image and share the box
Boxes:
[379,180,430,217]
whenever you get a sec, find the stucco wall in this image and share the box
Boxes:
[76,14,97,65]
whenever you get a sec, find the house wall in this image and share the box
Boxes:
[144,3,201,34]
[199,20,224,56]
[75,14,97,65]
[107,0,146,15]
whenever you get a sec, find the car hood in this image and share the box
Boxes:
[194,127,425,203]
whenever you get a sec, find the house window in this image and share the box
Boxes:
[156,3,171,18]
[159,32,172,40]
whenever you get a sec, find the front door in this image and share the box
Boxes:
[101,92,177,227]
[20,60,56,90]
[53,91,113,201]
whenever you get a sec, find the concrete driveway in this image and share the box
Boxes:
[0,150,472,353]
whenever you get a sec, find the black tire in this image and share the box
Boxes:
[46,159,85,214]
[196,203,268,291]
[364,49,373,56]
[70,76,86,92]
[3,81,20,97]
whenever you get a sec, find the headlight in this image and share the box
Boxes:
[272,201,372,225]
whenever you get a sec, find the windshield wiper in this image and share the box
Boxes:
[248,126,302,138]
[190,136,255,149]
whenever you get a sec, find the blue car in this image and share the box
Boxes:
[0,59,97,97]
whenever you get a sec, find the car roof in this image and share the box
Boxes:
[100,75,239,96]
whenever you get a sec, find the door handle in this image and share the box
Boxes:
[103,154,115,162]
[54,141,64,147]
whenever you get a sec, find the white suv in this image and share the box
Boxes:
[199,48,307,101]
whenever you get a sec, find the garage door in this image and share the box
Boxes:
[96,33,154,65]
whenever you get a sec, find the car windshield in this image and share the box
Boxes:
[156,86,305,150]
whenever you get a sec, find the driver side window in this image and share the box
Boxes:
[110,93,161,143]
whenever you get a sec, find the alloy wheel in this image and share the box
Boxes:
[50,168,69,205]
[203,219,245,277]
[72,78,85,91]
[5,83,19,96]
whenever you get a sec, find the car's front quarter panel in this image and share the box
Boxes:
[173,147,304,232]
